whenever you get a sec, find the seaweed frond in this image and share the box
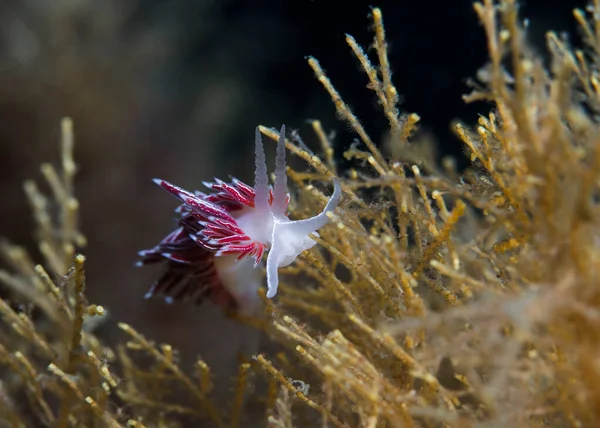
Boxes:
[0,118,119,426]
[252,3,600,426]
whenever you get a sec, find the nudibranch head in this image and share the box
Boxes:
[138,125,341,310]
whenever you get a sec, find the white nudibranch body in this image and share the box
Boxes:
[242,126,341,298]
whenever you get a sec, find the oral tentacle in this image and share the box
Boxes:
[281,178,342,237]
[265,241,283,298]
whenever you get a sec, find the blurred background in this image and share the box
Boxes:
[0,0,579,402]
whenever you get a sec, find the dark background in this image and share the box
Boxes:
[0,0,580,401]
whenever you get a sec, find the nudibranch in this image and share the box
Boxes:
[138,125,341,313]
